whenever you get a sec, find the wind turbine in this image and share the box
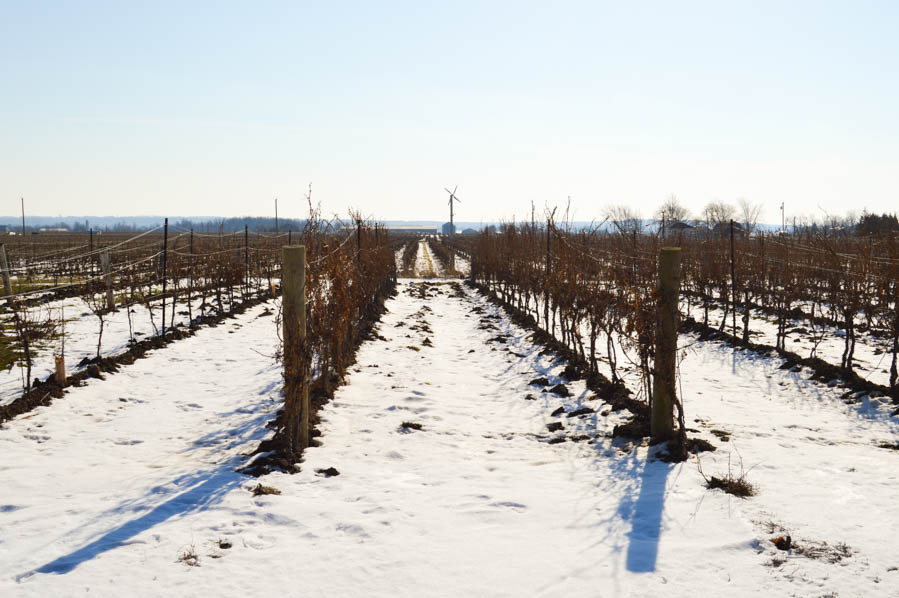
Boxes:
[444,186,461,236]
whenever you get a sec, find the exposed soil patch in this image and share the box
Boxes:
[686,437,717,453]
[561,364,582,381]
[548,383,571,397]
[251,483,281,496]
[567,407,595,418]
[771,535,792,551]
[710,429,731,442]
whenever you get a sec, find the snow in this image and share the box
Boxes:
[452,251,471,276]
[0,286,259,406]
[1,279,898,596]
[412,238,443,277]
[688,299,895,388]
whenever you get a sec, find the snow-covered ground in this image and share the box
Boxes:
[690,299,895,388]
[2,280,898,596]
[1,299,282,595]
[0,285,262,407]
[412,239,442,277]
[449,249,471,276]
[504,292,898,423]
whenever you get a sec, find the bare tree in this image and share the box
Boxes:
[656,194,690,223]
[603,205,643,234]
[737,198,763,234]
[702,200,736,226]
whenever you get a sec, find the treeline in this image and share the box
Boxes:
[6,217,313,234]
[171,217,309,233]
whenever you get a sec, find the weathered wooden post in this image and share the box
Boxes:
[161,218,168,336]
[100,248,115,311]
[544,222,551,330]
[0,244,13,296]
[651,247,681,443]
[730,219,737,337]
[187,228,194,324]
[244,224,249,298]
[55,356,66,385]
[282,245,309,456]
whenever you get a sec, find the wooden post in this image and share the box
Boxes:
[161,218,168,336]
[730,219,737,337]
[55,356,66,385]
[632,229,637,286]
[100,248,114,310]
[0,244,13,296]
[282,245,309,455]
[651,247,681,443]
[188,229,194,325]
[544,222,551,330]
[244,224,249,297]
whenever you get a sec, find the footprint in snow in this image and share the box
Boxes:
[336,523,369,537]
[490,501,527,511]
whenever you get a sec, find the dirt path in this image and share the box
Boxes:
[412,238,442,277]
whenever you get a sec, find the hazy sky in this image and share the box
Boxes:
[2,1,897,223]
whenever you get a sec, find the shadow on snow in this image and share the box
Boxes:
[621,456,674,573]
[22,468,243,578]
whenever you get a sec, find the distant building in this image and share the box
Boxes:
[711,221,747,238]
[461,228,478,235]
[667,221,694,232]
[386,225,438,235]
[441,222,456,235]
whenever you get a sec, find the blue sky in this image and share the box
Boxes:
[2,1,897,223]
